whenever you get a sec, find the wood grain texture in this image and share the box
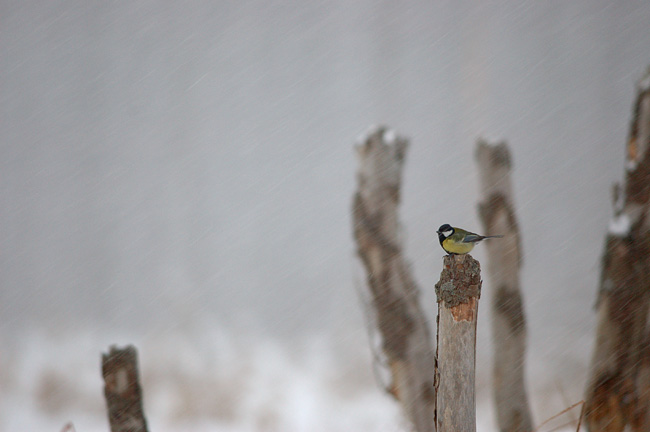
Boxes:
[435,254,482,432]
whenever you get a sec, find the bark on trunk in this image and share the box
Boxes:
[476,140,533,432]
[102,345,149,432]
[435,254,482,432]
[352,126,436,432]
[584,67,650,432]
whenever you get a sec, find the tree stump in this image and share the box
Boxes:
[102,345,149,432]
[476,140,533,432]
[352,126,436,432]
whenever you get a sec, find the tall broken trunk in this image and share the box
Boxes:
[102,345,149,432]
[584,67,650,432]
[435,254,482,432]
[352,126,436,432]
[476,141,533,432]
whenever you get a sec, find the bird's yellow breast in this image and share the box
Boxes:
[441,237,475,254]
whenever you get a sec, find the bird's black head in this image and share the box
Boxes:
[437,224,453,235]
[437,224,454,244]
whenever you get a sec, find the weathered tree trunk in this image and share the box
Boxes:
[102,345,149,432]
[584,67,650,432]
[352,126,436,432]
[476,141,533,432]
[435,254,482,432]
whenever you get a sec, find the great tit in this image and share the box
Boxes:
[437,224,503,255]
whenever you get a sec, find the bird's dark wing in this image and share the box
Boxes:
[462,233,484,243]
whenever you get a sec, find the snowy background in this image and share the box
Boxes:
[2,1,650,431]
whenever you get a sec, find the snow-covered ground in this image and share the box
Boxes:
[1,323,584,432]
[1,326,398,432]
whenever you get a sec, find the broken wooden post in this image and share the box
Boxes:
[435,254,482,432]
[352,126,436,432]
[476,140,533,432]
[102,345,149,432]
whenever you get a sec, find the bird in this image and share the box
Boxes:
[436,224,503,255]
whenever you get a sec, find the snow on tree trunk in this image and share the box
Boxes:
[584,67,650,432]
[476,140,533,432]
[435,254,482,432]
[352,126,436,432]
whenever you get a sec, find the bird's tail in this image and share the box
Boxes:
[483,235,503,239]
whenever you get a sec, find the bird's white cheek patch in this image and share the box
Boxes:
[443,230,453,236]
